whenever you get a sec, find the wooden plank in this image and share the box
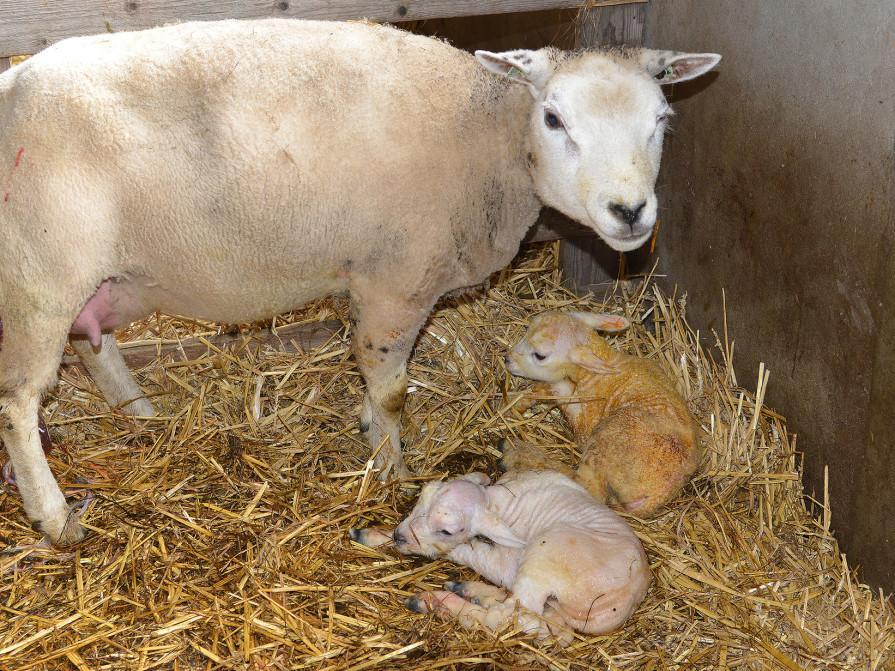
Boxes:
[558,1,648,293]
[0,0,614,58]
[60,320,344,372]
[576,0,646,47]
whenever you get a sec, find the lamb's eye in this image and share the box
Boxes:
[533,352,547,361]
[439,529,453,537]
[544,111,563,130]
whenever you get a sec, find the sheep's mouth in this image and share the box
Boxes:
[600,229,653,253]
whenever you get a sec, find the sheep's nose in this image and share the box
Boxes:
[393,528,406,545]
[608,201,647,230]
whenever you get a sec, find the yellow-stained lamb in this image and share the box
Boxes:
[504,311,701,517]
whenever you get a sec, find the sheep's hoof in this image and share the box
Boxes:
[33,511,87,547]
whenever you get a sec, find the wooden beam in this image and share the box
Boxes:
[60,320,344,372]
[0,0,630,58]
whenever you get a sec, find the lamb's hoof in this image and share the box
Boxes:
[405,595,426,613]
[444,581,463,595]
[348,528,364,543]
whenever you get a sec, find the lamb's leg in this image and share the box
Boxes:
[497,438,576,477]
[347,527,393,548]
[446,580,571,641]
[69,334,154,417]
[445,580,509,607]
[350,293,433,479]
[0,318,85,545]
[407,589,568,640]
[446,539,524,587]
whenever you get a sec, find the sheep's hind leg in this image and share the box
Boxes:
[69,334,154,417]
[0,317,85,545]
[407,589,565,640]
[350,293,433,480]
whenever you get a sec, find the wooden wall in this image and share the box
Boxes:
[645,0,895,591]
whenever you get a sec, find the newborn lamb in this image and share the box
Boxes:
[350,470,650,640]
[504,311,701,517]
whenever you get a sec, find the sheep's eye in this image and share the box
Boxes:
[657,112,671,124]
[544,111,563,130]
[439,529,453,537]
[533,352,547,361]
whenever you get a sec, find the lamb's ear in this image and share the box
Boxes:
[570,312,631,333]
[637,49,721,85]
[475,49,557,96]
[459,472,491,486]
[568,345,620,375]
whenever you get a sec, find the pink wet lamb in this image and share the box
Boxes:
[350,470,651,640]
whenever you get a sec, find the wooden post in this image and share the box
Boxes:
[559,2,648,294]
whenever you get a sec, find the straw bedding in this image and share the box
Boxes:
[0,242,892,670]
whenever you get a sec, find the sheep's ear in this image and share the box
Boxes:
[568,345,620,375]
[637,49,721,85]
[570,312,630,333]
[475,511,526,548]
[475,49,556,96]
[460,472,491,486]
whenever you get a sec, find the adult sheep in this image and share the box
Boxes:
[0,18,719,545]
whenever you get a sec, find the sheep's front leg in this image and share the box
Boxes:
[70,334,154,417]
[350,292,433,479]
[1,391,84,546]
[347,527,393,548]
[446,539,523,588]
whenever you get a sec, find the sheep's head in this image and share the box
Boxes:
[393,473,524,557]
[506,311,630,383]
[476,47,720,252]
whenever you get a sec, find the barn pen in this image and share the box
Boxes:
[1,2,894,670]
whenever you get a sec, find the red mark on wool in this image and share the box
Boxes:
[2,147,24,203]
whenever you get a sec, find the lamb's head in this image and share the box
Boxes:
[475,47,720,252]
[393,473,525,557]
[506,311,631,382]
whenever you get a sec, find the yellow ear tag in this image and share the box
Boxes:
[507,66,522,78]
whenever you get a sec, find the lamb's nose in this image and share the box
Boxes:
[608,201,647,230]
